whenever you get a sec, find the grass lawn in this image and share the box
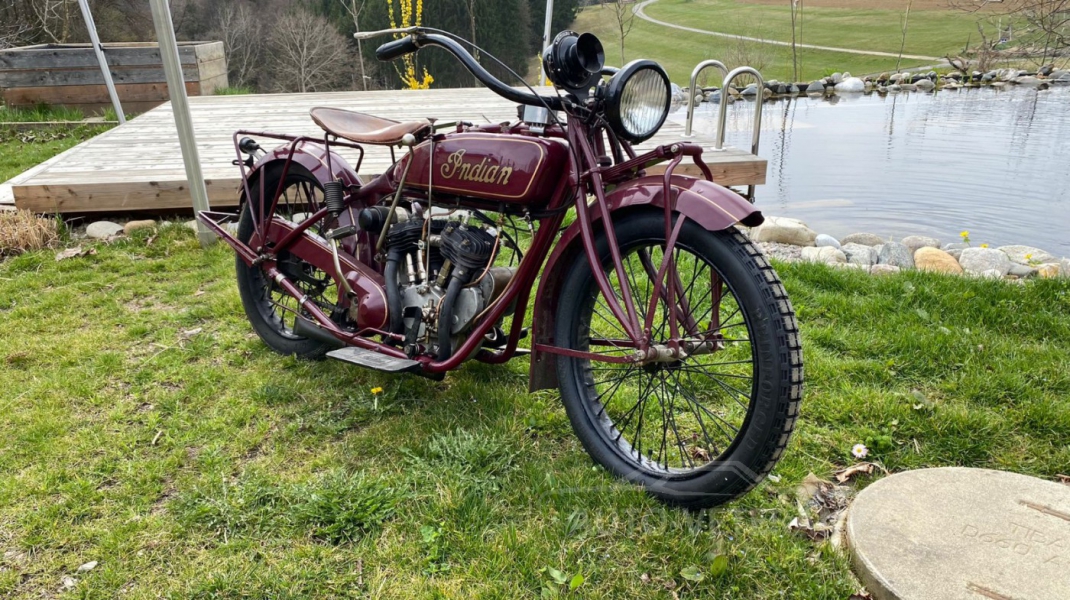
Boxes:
[644,0,983,58]
[1,126,112,184]
[1,218,1068,597]
[574,1,986,82]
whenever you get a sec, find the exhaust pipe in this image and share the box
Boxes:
[293,317,345,348]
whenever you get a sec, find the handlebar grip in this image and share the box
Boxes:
[376,37,419,61]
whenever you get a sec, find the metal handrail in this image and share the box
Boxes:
[684,59,728,137]
[685,62,765,202]
[715,66,764,160]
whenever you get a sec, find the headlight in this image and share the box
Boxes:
[604,60,671,144]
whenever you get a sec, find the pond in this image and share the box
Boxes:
[675,86,1070,255]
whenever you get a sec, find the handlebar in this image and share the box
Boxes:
[369,30,564,111]
[375,37,420,61]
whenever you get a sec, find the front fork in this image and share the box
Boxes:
[563,131,722,366]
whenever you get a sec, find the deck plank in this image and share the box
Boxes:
[9,87,766,213]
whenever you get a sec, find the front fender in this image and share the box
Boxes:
[527,175,763,392]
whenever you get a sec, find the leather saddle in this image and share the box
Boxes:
[309,107,432,146]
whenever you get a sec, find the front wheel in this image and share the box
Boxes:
[554,211,802,509]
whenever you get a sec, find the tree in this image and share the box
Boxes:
[949,0,1070,69]
[337,0,369,90]
[605,0,635,64]
[213,1,263,88]
[270,9,351,93]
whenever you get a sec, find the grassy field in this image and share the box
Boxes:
[0,126,112,184]
[574,0,987,82]
[1,218,1068,598]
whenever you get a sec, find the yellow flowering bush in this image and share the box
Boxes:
[387,0,434,90]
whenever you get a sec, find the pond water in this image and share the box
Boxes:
[673,86,1070,255]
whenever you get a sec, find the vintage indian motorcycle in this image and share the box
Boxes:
[198,28,802,508]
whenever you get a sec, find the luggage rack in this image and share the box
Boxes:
[683,60,765,202]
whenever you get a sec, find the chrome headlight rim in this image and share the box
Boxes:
[604,59,671,145]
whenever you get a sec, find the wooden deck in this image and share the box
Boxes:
[3,87,766,213]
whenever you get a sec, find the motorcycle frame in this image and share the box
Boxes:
[200,112,717,375]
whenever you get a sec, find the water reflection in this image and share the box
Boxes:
[673,86,1070,254]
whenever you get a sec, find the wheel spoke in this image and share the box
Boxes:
[576,238,759,474]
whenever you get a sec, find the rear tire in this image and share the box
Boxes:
[235,167,337,359]
[554,210,802,509]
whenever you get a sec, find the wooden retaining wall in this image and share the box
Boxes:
[0,41,227,114]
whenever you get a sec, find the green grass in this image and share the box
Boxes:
[1,221,1067,598]
[0,104,88,123]
[646,0,982,58]
[0,126,112,183]
[214,86,255,96]
[575,1,984,82]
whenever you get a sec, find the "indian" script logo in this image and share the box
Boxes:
[439,149,513,186]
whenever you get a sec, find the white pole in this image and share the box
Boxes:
[148,0,214,247]
[76,0,125,124]
[540,0,554,85]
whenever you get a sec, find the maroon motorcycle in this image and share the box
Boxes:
[198,28,802,508]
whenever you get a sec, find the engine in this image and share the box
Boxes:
[373,205,514,360]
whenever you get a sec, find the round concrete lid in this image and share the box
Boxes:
[847,467,1070,600]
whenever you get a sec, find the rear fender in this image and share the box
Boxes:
[527,175,763,392]
[241,142,366,255]
[244,141,363,195]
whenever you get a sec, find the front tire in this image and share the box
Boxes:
[554,210,802,509]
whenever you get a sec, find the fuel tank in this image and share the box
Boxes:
[399,133,569,206]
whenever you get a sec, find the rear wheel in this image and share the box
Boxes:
[235,167,340,359]
[554,211,802,509]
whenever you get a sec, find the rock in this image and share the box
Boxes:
[1060,258,1070,278]
[1007,263,1036,278]
[831,72,843,84]
[870,264,901,276]
[877,72,890,82]
[86,221,124,239]
[77,561,98,573]
[901,235,940,252]
[878,242,914,269]
[914,247,963,274]
[981,70,996,82]
[842,232,884,246]
[741,83,758,96]
[788,84,800,94]
[997,244,1056,265]
[834,77,865,93]
[832,262,869,272]
[915,78,935,91]
[806,81,826,94]
[1013,75,1045,88]
[750,216,817,246]
[959,247,1012,275]
[978,268,1004,279]
[899,83,917,92]
[801,246,847,264]
[887,84,901,93]
[847,467,1070,600]
[841,243,878,266]
[889,73,904,83]
[1039,64,1054,76]
[814,233,841,249]
[941,242,968,259]
[123,219,155,235]
[1036,263,1061,278]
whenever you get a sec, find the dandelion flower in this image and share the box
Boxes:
[980,243,989,248]
[371,387,384,395]
[851,443,869,459]
[959,231,969,239]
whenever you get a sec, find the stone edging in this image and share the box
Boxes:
[747,216,1069,281]
[685,66,1070,102]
